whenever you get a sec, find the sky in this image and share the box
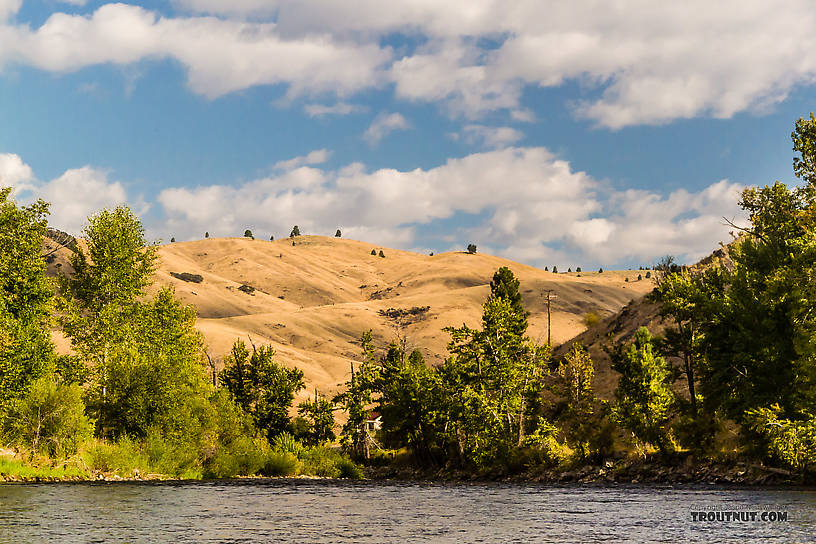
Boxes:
[1,0,815,270]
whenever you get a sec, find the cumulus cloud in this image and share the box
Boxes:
[0,154,131,235]
[0,2,812,126]
[363,112,411,145]
[155,146,745,267]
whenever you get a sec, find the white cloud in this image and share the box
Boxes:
[0,0,20,21]
[0,154,132,235]
[461,125,523,149]
[171,1,816,126]
[0,4,390,99]
[303,102,366,117]
[273,149,331,171]
[155,146,745,267]
[363,112,411,145]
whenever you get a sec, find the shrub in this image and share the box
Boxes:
[371,249,377,256]
[378,250,385,258]
[203,435,266,479]
[568,267,572,273]
[290,225,300,237]
[270,235,274,241]
[170,237,175,243]
[638,274,642,281]
[271,432,304,457]
[599,268,603,273]
[7,375,94,458]
[335,229,342,238]
[552,266,558,273]
[244,229,253,239]
[205,232,209,238]
[645,271,651,279]
[583,312,600,328]
[467,243,477,254]
[170,272,203,283]
[336,458,364,479]
[576,267,582,273]
[261,451,301,476]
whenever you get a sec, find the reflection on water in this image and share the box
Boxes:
[0,480,814,543]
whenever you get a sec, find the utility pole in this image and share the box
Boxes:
[543,289,557,346]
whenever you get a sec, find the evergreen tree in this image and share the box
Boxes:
[290,225,300,237]
[467,243,477,254]
[489,267,528,336]
[205,232,209,238]
[335,229,342,238]
[244,229,253,239]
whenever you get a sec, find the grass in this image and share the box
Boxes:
[0,456,89,481]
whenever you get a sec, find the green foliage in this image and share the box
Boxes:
[261,450,301,476]
[220,339,305,441]
[6,374,94,458]
[371,249,377,255]
[335,229,342,237]
[333,331,378,459]
[467,243,477,254]
[610,327,675,455]
[243,229,253,239]
[0,188,54,416]
[792,112,816,184]
[271,431,304,457]
[442,295,548,468]
[378,250,385,258]
[552,266,558,273]
[205,232,209,238]
[746,404,816,474]
[300,446,363,478]
[553,344,597,459]
[489,266,528,336]
[290,225,300,237]
[297,391,336,446]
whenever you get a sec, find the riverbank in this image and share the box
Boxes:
[365,457,811,486]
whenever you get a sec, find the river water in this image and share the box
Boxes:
[0,480,814,543]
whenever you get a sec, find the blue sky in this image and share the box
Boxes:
[1,0,815,269]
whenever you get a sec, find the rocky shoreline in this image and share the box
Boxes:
[366,458,812,486]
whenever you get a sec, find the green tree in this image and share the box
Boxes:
[489,267,528,336]
[333,331,378,460]
[467,243,477,254]
[552,344,605,459]
[297,390,336,446]
[0,188,54,416]
[244,229,253,239]
[335,229,342,238]
[60,206,209,438]
[442,295,547,467]
[610,327,675,455]
[290,225,301,237]
[220,339,304,441]
[205,232,209,238]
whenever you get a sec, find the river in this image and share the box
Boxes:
[0,480,814,543]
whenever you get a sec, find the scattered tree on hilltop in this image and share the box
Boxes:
[244,229,253,239]
[290,225,300,237]
[467,243,477,254]
[335,229,342,238]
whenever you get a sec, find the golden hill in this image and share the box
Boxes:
[48,234,655,403]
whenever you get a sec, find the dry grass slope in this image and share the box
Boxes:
[48,235,655,403]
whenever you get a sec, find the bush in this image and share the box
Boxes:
[244,229,253,239]
[583,312,600,328]
[261,451,301,476]
[467,243,477,254]
[203,435,266,479]
[205,232,209,238]
[271,432,305,457]
[84,437,146,476]
[379,250,385,258]
[290,226,300,237]
[552,266,558,273]
[170,272,203,283]
[336,458,364,479]
[371,249,377,256]
[7,375,94,458]
[335,229,341,238]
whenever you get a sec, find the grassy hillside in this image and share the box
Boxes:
[48,234,654,402]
